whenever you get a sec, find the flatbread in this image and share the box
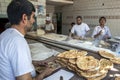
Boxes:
[57,50,87,59]
[81,68,108,78]
[64,52,77,59]
[77,51,88,57]
[115,76,120,80]
[69,59,76,64]
[110,57,120,64]
[80,70,98,78]
[100,59,113,70]
[76,56,99,71]
[57,51,68,58]
[37,29,45,35]
[87,73,107,80]
[99,50,115,59]
[40,33,67,41]
[67,63,77,71]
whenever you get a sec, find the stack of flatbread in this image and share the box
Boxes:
[56,50,113,80]
[56,50,87,69]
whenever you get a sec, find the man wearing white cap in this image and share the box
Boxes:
[44,17,55,33]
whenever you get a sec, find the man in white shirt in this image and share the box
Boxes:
[0,0,53,80]
[92,16,111,40]
[69,16,90,39]
[44,17,55,33]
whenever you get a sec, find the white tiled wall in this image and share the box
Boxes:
[0,0,11,17]
[62,4,74,35]
[62,0,120,36]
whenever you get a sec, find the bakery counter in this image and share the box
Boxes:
[26,32,117,55]
[26,38,120,80]
[26,33,98,53]
[33,49,120,80]
[26,33,94,53]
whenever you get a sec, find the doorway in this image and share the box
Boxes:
[56,13,62,34]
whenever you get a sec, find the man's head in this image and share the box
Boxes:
[99,16,106,26]
[46,17,51,24]
[7,0,35,31]
[76,16,82,25]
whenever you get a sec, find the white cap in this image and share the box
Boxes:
[46,17,51,21]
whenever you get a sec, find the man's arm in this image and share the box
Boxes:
[69,32,82,40]
[94,30,102,38]
[16,67,54,80]
[16,72,44,80]
[85,30,90,37]
[45,30,55,33]
[69,32,73,38]
[16,73,33,80]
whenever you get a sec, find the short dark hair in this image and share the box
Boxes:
[99,16,106,22]
[76,16,82,20]
[7,0,35,25]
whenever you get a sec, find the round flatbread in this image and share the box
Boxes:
[69,59,76,64]
[77,51,88,57]
[87,73,107,80]
[99,50,115,59]
[81,68,108,78]
[110,57,120,64]
[57,51,69,58]
[76,56,99,71]
[100,59,113,70]
[65,52,77,59]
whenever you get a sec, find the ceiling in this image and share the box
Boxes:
[46,0,73,6]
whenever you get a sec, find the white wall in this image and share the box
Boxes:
[0,0,46,26]
[62,0,120,36]
[62,4,74,35]
[0,0,11,18]
[46,5,55,21]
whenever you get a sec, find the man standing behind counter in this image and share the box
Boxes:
[0,0,53,80]
[69,16,90,39]
[44,17,55,33]
[92,16,111,41]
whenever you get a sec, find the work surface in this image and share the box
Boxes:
[33,52,120,80]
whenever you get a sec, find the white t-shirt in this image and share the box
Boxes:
[92,26,111,40]
[0,28,36,80]
[45,23,54,31]
[71,23,90,38]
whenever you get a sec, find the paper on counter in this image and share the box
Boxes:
[44,69,74,80]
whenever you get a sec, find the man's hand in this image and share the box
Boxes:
[94,30,102,38]
[73,35,82,40]
[32,60,47,67]
[98,30,102,35]
[37,67,55,80]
